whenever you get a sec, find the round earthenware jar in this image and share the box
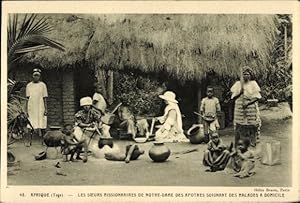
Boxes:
[148,141,171,162]
[98,137,114,148]
[187,124,207,144]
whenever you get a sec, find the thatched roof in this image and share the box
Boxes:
[20,14,278,80]
[20,14,95,68]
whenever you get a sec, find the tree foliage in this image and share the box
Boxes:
[258,14,292,102]
[113,71,166,115]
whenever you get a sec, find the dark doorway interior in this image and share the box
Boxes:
[74,67,95,111]
[166,79,199,130]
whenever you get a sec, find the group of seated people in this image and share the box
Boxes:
[203,132,255,178]
[58,88,256,178]
[60,90,188,163]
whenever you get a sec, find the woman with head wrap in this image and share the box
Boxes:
[230,66,262,147]
[26,68,48,138]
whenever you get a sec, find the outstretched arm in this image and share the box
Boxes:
[43,97,48,116]
[243,98,259,109]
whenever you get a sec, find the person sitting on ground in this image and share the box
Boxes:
[226,138,255,178]
[155,91,189,143]
[99,139,144,163]
[200,86,221,141]
[118,105,149,139]
[61,123,88,162]
[74,97,102,150]
[203,132,230,172]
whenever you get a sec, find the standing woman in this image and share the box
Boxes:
[230,66,261,147]
[26,68,48,138]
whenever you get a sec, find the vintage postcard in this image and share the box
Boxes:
[1,1,299,202]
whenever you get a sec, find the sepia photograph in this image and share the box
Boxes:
[6,13,293,186]
[1,1,299,202]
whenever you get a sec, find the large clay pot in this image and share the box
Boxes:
[148,142,171,162]
[44,128,64,147]
[187,124,208,144]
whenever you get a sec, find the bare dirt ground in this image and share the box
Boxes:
[7,103,292,186]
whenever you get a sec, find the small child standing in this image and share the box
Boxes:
[227,138,255,178]
[200,86,221,139]
[61,124,88,163]
[203,132,230,172]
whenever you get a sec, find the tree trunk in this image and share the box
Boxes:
[95,67,108,99]
[107,70,114,105]
[197,84,202,124]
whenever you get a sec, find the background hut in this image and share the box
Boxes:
[11,14,280,128]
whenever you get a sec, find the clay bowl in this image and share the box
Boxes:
[133,137,148,143]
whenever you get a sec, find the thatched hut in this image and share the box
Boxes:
[11,14,278,127]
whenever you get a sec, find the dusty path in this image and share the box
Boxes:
[8,117,292,186]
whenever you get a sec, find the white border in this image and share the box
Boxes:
[1,1,299,202]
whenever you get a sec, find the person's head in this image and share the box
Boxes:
[206,86,214,98]
[159,91,178,105]
[211,132,220,144]
[98,138,114,149]
[242,66,254,82]
[32,68,42,82]
[61,123,74,135]
[237,138,251,152]
[94,83,103,94]
[80,97,93,111]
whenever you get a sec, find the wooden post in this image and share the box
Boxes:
[95,67,108,99]
[107,70,114,105]
[197,84,202,124]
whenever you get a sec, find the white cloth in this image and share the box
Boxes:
[230,81,262,99]
[92,144,121,159]
[155,102,188,142]
[26,81,48,129]
[200,97,221,115]
[93,93,107,113]
[158,103,183,133]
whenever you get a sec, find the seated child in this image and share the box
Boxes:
[203,132,230,172]
[61,124,88,163]
[200,86,221,140]
[99,139,144,163]
[227,138,255,178]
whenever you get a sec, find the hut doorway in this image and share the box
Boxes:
[74,67,96,110]
[166,79,199,129]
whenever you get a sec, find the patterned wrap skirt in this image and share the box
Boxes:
[234,96,259,147]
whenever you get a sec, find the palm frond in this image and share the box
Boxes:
[7,14,65,67]
[10,34,65,56]
[13,45,49,54]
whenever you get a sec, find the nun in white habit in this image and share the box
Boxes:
[155,91,189,143]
